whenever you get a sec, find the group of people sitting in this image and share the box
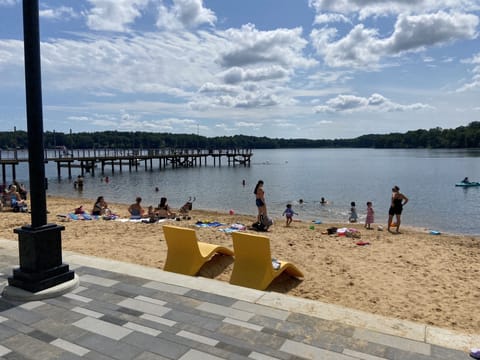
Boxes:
[128,196,190,221]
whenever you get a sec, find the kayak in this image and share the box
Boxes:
[455,181,480,187]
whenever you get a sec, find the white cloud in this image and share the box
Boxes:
[40,6,78,20]
[222,66,289,84]
[86,0,150,32]
[0,0,17,5]
[314,93,433,113]
[156,0,216,30]
[218,24,315,69]
[456,52,480,92]
[308,0,480,20]
[313,13,351,25]
[311,11,478,68]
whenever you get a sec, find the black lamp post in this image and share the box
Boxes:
[3,0,76,297]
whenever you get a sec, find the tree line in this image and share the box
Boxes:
[1,121,479,150]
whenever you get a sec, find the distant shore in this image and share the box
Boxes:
[1,195,479,334]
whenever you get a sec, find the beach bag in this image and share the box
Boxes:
[251,215,272,232]
[327,227,337,235]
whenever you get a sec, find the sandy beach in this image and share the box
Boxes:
[1,195,479,334]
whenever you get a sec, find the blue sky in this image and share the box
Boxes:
[0,0,479,139]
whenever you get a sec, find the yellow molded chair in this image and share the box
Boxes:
[230,231,304,290]
[162,224,234,276]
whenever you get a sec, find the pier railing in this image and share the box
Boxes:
[0,148,253,182]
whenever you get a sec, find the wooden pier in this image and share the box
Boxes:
[0,148,253,183]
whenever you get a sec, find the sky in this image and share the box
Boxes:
[0,0,479,139]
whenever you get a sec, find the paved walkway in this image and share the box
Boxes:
[0,239,477,360]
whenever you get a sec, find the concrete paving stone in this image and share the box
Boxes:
[159,295,207,314]
[134,295,167,306]
[117,306,143,317]
[248,352,280,360]
[71,285,88,294]
[79,274,119,287]
[133,351,170,360]
[0,314,8,323]
[3,351,31,360]
[1,333,65,359]
[75,333,143,360]
[178,349,226,360]
[122,331,189,359]
[43,297,78,311]
[100,313,129,326]
[55,352,84,360]
[384,347,436,360]
[354,328,431,356]
[186,289,238,307]
[62,293,92,303]
[0,343,12,356]
[223,317,263,332]
[139,313,177,328]
[286,312,355,338]
[113,284,159,299]
[0,299,17,312]
[142,280,190,295]
[232,301,290,321]
[123,321,162,336]
[30,318,89,342]
[1,319,34,334]
[19,301,45,310]
[215,341,255,357]
[0,323,18,341]
[342,348,388,359]
[71,306,104,318]
[73,317,133,340]
[31,303,85,324]
[77,287,128,303]
[215,322,286,351]
[117,298,170,318]
[280,339,356,360]
[163,308,222,332]
[27,329,57,343]
[196,302,254,322]
[50,338,90,356]
[340,338,390,360]
[105,272,150,286]
[0,307,45,325]
[83,350,117,360]
[430,345,472,359]
[176,329,219,346]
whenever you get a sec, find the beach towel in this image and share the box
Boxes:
[195,221,224,227]
[219,223,246,233]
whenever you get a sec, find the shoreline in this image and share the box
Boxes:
[1,195,479,334]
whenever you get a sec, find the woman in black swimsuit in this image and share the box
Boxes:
[254,180,267,222]
[388,185,408,233]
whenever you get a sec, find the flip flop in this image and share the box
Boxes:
[356,241,370,246]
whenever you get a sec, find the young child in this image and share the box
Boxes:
[282,204,298,227]
[365,201,374,229]
[349,201,358,223]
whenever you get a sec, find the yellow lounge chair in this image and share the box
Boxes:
[162,224,234,276]
[230,231,304,290]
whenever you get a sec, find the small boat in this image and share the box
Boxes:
[455,181,480,187]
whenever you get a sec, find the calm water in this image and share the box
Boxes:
[6,148,480,235]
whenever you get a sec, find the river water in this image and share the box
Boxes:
[5,148,480,235]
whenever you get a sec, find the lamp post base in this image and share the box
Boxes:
[8,224,75,294]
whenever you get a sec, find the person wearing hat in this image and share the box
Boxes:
[387,185,408,233]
